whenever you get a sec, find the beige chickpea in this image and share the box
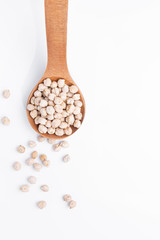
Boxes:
[37,136,45,142]
[51,81,57,88]
[41,185,49,192]
[59,122,68,129]
[33,163,42,172]
[66,114,75,125]
[34,90,42,97]
[54,113,62,119]
[3,89,10,99]
[65,127,72,136]
[62,84,69,93]
[73,94,80,100]
[69,200,76,209]
[46,120,52,128]
[63,154,70,163]
[28,176,37,184]
[20,185,29,192]
[74,120,81,128]
[38,125,47,134]
[40,154,47,162]
[34,97,42,106]
[60,141,70,148]
[28,141,37,148]
[52,119,61,128]
[63,194,72,202]
[75,113,82,120]
[66,104,75,114]
[46,106,55,115]
[40,99,48,107]
[47,128,55,134]
[37,201,47,209]
[31,96,35,104]
[39,117,47,125]
[48,100,54,106]
[55,128,64,136]
[48,139,56,144]
[1,116,10,126]
[69,85,78,94]
[47,114,54,120]
[60,102,66,109]
[57,79,65,88]
[13,162,21,171]
[40,108,47,117]
[34,116,40,125]
[74,100,82,107]
[25,158,34,166]
[48,93,55,101]
[38,83,47,91]
[61,111,68,118]
[30,110,38,119]
[17,145,25,153]
[53,144,61,152]
[54,104,63,113]
[43,160,50,167]
[43,88,50,97]
[73,106,81,115]
[67,92,73,97]
[27,104,34,111]
[31,151,38,159]
[54,97,63,105]
[59,92,67,101]
[44,78,51,87]
[67,98,74,105]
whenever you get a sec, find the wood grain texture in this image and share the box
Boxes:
[27,0,85,139]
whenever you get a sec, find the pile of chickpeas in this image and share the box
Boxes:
[27,78,83,136]
[13,137,76,210]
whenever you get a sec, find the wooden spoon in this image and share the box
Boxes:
[27,0,85,139]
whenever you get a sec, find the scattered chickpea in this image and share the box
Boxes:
[53,144,61,152]
[33,163,42,172]
[63,194,72,202]
[63,154,70,163]
[17,145,25,153]
[37,135,45,142]
[20,185,29,192]
[28,141,37,148]
[60,141,69,148]
[13,162,21,171]
[25,158,34,166]
[40,185,49,192]
[31,151,38,159]
[37,201,47,209]
[28,176,37,184]
[48,139,56,144]
[1,116,10,126]
[40,154,47,162]
[43,160,50,167]
[69,200,77,209]
[2,89,10,99]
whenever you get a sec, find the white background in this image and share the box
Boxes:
[0,0,160,239]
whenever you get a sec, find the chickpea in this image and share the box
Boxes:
[37,201,47,209]
[40,185,49,192]
[26,158,34,166]
[28,141,37,148]
[40,154,47,162]
[69,200,76,209]
[20,185,29,192]
[17,145,25,153]
[63,194,72,202]
[28,176,37,184]
[1,116,10,126]
[31,151,38,159]
[33,163,42,172]
[37,136,45,142]
[3,89,10,98]
[13,162,21,171]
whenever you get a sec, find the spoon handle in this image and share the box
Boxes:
[45,0,69,77]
